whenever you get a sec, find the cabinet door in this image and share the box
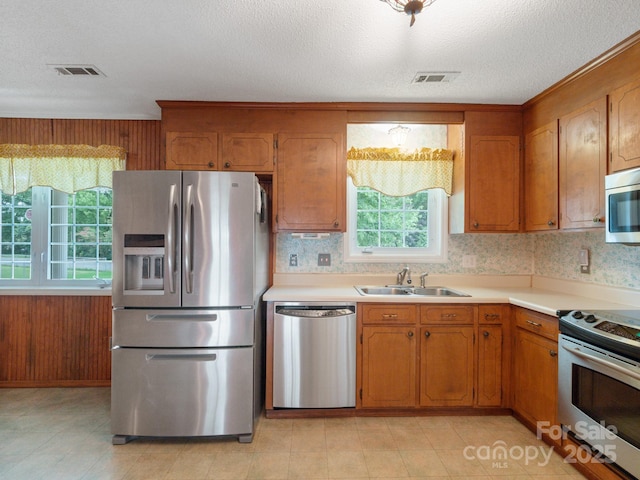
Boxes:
[513,328,558,428]
[361,326,416,407]
[525,122,558,231]
[276,133,345,232]
[559,97,607,229]
[221,133,274,173]
[468,135,520,232]
[610,77,640,173]
[419,326,474,407]
[477,325,503,407]
[166,132,218,170]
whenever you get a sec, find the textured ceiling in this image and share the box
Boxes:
[1,0,639,120]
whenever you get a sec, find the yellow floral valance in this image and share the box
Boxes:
[347,147,454,196]
[0,144,126,195]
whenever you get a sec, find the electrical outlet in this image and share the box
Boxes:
[318,253,331,266]
[462,255,477,268]
[289,253,298,267]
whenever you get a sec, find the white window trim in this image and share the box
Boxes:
[343,178,448,264]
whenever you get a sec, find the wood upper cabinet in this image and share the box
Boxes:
[220,133,274,173]
[525,121,559,231]
[513,308,558,430]
[275,132,345,232]
[610,77,640,173]
[468,135,521,232]
[559,97,607,229]
[419,325,474,407]
[165,131,218,170]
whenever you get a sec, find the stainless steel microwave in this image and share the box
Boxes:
[605,167,640,244]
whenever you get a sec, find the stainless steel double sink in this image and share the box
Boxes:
[354,285,470,297]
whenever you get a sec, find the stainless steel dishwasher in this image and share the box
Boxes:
[273,302,356,408]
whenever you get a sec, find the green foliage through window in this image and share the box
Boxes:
[355,187,429,248]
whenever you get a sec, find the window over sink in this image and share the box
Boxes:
[343,124,450,263]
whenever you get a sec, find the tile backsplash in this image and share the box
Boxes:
[276,230,640,290]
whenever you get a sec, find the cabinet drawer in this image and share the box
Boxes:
[514,308,558,340]
[421,305,475,325]
[479,304,510,324]
[361,304,418,324]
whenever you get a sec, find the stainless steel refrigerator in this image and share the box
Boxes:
[110,170,269,444]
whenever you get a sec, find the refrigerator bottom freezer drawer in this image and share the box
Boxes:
[111,347,254,438]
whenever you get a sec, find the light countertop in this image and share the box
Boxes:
[263,274,640,317]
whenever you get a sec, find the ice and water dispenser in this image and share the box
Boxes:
[123,234,165,293]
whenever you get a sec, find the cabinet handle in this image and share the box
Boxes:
[224,162,231,168]
[549,350,557,357]
[207,162,215,168]
[547,220,555,226]
[473,221,479,228]
[408,331,414,338]
[441,313,457,319]
[593,216,602,223]
[333,221,339,228]
[483,330,489,337]
[382,314,398,319]
[526,320,542,327]
[484,313,499,320]
[424,331,430,338]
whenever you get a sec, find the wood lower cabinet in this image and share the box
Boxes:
[358,303,511,411]
[275,132,345,232]
[513,308,559,433]
[559,97,607,229]
[165,131,218,170]
[468,135,521,232]
[419,325,474,407]
[610,77,640,173]
[361,326,417,407]
[477,305,510,408]
[525,121,559,231]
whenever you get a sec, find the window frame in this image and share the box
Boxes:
[343,178,448,263]
[0,186,112,289]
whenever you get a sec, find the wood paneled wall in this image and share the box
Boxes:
[0,296,112,386]
[0,117,161,386]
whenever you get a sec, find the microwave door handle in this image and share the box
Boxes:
[183,183,194,294]
[562,344,640,382]
[166,184,178,294]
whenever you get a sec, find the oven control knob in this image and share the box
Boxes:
[584,314,597,323]
[572,311,584,319]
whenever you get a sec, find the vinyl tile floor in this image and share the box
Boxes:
[0,388,587,480]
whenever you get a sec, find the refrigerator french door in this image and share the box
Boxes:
[110,171,268,444]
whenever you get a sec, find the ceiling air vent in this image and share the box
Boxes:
[48,64,106,77]
[412,71,460,84]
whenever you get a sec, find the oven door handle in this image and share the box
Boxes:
[562,344,640,381]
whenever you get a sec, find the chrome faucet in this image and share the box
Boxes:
[419,272,429,287]
[396,266,411,285]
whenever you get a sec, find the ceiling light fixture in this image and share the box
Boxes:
[389,125,411,146]
[379,0,437,27]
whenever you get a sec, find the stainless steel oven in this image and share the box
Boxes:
[605,167,640,244]
[558,310,640,479]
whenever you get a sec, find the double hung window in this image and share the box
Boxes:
[0,143,124,288]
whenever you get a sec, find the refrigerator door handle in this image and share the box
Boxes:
[184,183,195,294]
[167,183,179,294]
[145,353,217,362]
[146,313,218,322]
